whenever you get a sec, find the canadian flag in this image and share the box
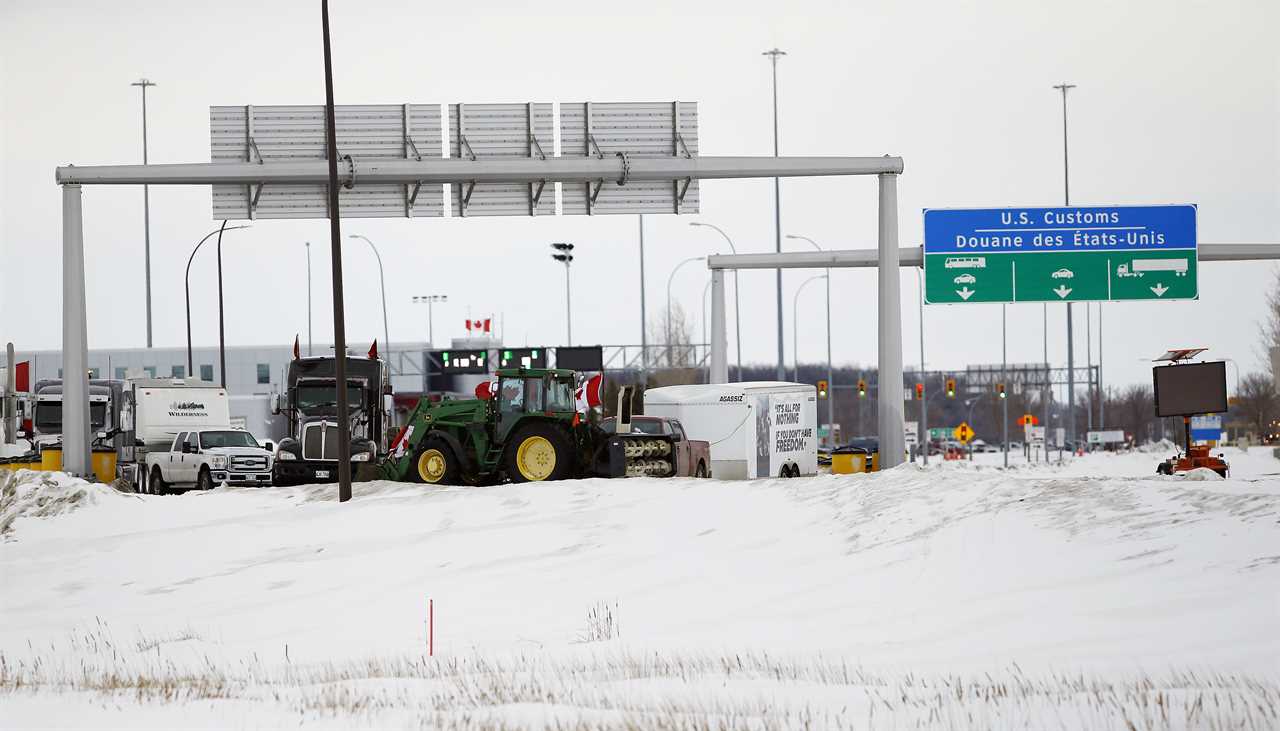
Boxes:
[464,318,492,333]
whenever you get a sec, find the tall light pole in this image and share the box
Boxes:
[639,216,648,376]
[305,242,313,356]
[763,48,787,381]
[412,295,447,346]
[131,78,157,348]
[689,222,743,381]
[786,234,834,438]
[551,243,575,345]
[349,234,391,357]
[666,256,705,367]
[185,222,248,375]
[1054,82,1077,452]
[791,274,826,381]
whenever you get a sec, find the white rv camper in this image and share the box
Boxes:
[644,382,818,479]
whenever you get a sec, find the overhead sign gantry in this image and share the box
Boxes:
[54,100,905,476]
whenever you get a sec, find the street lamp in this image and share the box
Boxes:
[551,243,575,345]
[762,48,787,381]
[131,77,157,349]
[412,295,447,346]
[348,234,391,357]
[304,242,312,356]
[689,222,743,381]
[666,256,706,367]
[184,221,249,376]
[1054,81,1079,452]
[786,234,835,440]
[791,274,826,381]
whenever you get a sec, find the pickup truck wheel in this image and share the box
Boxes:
[197,467,214,491]
[149,467,168,496]
[414,438,459,485]
[505,423,572,483]
[695,460,708,478]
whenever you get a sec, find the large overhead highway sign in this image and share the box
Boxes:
[923,205,1197,304]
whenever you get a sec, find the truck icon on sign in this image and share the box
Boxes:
[1116,259,1188,278]
[944,257,986,269]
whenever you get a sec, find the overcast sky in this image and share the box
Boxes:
[2,0,1277,392]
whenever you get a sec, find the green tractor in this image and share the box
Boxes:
[377,368,606,484]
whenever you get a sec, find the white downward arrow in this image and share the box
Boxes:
[1053,285,1072,299]
[1150,283,1169,297]
[956,286,975,300]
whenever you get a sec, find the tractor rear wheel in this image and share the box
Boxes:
[505,423,572,483]
[414,438,460,485]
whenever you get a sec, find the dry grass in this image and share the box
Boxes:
[2,624,1278,729]
[576,601,620,644]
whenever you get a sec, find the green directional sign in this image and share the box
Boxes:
[923,205,1197,305]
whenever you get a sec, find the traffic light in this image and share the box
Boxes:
[997,383,1006,399]
[915,383,924,400]
[857,378,867,398]
[946,378,956,398]
[817,379,829,399]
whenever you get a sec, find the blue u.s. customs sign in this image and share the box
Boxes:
[923,204,1197,304]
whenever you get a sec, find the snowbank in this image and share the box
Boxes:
[1,451,1278,726]
[0,469,134,537]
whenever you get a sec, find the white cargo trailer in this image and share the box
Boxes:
[644,382,818,479]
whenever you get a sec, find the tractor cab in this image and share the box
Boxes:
[493,369,577,440]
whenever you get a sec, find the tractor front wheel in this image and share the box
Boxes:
[505,423,572,483]
[414,438,460,485]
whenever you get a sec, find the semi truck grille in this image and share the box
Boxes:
[302,422,340,461]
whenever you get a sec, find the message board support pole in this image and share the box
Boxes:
[710,269,728,384]
[877,172,905,468]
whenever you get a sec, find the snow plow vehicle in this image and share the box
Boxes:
[372,368,708,484]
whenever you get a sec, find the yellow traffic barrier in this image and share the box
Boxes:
[0,448,118,484]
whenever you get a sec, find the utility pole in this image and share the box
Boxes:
[320,0,352,503]
[918,268,928,465]
[1054,82,1077,453]
[131,78,157,348]
[551,243,575,345]
[763,48,787,381]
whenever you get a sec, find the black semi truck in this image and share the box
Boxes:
[271,353,390,485]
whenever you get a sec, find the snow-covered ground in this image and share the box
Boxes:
[2,448,1278,728]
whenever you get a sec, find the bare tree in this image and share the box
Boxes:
[1259,268,1280,380]
[1233,372,1276,438]
[649,302,694,369]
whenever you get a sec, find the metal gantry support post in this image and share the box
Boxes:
[877,172,905,468]
[60,184,91,476]
[710,269,728,384]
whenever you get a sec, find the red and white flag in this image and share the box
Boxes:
[574,373,604,414]
[464,318,493,333]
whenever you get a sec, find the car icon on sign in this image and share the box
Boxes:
[1051,268,1074,279]
[953,273,976,285]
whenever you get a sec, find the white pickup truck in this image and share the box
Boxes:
[144,428,274,494]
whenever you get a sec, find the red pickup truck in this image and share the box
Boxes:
[600,415,712,478]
